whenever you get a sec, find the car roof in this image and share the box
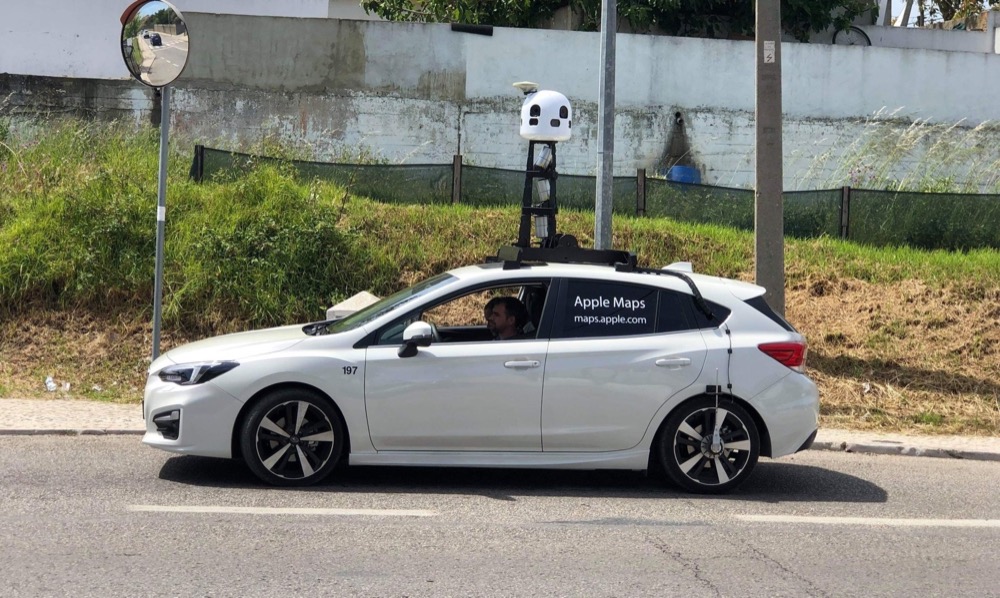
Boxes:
[447,261,765,301]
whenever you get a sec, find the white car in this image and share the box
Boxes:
[143,251,818,494]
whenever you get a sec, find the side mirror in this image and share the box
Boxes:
[120,0,189,87]
[398,321,434,358]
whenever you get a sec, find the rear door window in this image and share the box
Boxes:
[552,279,658,339]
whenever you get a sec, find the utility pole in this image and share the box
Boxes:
[755,0,785,314]
[595,0,616,250]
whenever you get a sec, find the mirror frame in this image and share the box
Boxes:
[120,0,189,88]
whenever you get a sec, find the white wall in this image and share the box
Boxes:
[4,12,1000,189]
[0,0,328,79]
[861,11,1000,54]
[328,0,382,21]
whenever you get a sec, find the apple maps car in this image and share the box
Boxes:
[142,247,818,494]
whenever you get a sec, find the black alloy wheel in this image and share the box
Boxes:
[240,389,344,486]
[660,397,760,494]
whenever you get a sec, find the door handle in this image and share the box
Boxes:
[504,360,540,369]
[656,357,691,368]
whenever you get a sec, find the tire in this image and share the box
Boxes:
[659,397,760,494]
[833,26,871,46]
[240,388,345,487]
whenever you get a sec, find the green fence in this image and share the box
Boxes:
[849,189,1000,251]
[192,146,1000,251]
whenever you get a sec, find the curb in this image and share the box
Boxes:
[809,440,1000,463]
[0,429,145,436]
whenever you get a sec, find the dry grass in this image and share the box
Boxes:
[2,273,997,436]
[788,276,999,435]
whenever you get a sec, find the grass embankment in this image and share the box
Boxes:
[0,120,997,435]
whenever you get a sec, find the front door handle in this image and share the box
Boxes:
[656,357,691,368]
[504,360,540,369]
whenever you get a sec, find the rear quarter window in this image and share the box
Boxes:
[744,295,796,332]
[687,297,731,329]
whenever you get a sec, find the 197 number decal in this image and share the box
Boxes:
[342,366,357,375]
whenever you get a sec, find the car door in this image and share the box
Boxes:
[541,278,708,452]
[364,282,552,452]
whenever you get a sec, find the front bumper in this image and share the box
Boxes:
[142,373,244,459]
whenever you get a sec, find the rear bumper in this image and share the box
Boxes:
[795,428,818,453]
[749,372,820,458]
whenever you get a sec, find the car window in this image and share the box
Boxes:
[689,298,731,329]
[325,273,456,335]
[656,289,698,333]
[656,289,730,332]
[553,279,659,339]
[422,286,521,327]
[376,282,551,345]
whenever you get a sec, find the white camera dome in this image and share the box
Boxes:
[520,89,572,142]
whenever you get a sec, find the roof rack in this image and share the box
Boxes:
[492,242,637,270]
[615,262,715,320]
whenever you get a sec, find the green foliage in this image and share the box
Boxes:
[921,0,1000,22]
[362,0,877,41]
[361,0,563,27]
[607,0,875,41]
[165,165,396,328]
[2,118,999,334]
[0,120,396,331]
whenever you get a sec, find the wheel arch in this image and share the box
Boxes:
[230,382,352,463]
[646,393,772,471]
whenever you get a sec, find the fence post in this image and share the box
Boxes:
[189,144,205,182]
[452,154,463,204]
[636,169,646,216]
[840,185,851,239]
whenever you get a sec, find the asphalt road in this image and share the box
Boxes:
[2,436,998,597]
[146,33,186,85]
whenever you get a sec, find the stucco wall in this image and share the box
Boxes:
[166,14,1000,187]
[3,12,999,189]
[0,0,329,79]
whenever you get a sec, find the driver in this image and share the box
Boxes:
[485,296,531,340]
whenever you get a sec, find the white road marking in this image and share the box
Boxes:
[738,515,1000,528]
[128,505,436,517]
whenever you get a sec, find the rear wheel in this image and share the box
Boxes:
[659,397,759,494]
[240,388,344,486]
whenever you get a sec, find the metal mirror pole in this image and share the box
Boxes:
[152,85,169,360]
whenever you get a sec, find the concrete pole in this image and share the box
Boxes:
[595,0,616,250]
[755,0,785,315]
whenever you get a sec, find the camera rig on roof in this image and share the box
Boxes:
[493,83,638,270]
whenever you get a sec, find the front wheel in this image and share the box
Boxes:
[240,388,345,486]
[659,397,760,494]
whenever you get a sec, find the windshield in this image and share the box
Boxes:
[324,273,457,334]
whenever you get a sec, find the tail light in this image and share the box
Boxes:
[759,341,806,372]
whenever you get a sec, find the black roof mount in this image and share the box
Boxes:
[493,242,637,270]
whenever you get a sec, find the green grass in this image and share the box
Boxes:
[2,118,999,332]
[1,118,998,434]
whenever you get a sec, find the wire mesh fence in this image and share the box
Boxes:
[193,146,1000,250]
[849,189,1000,250]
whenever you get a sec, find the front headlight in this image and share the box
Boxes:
[158,361,240,385]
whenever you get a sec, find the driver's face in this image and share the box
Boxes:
[486,304,514,335]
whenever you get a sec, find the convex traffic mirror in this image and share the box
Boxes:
[120,0,189,87]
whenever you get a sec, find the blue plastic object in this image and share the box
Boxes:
[666,165,701,184]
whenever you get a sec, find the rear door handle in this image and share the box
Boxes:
[656,357,691,368]
[504,360,540,369]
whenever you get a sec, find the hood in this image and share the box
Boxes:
[159,324,307,367]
